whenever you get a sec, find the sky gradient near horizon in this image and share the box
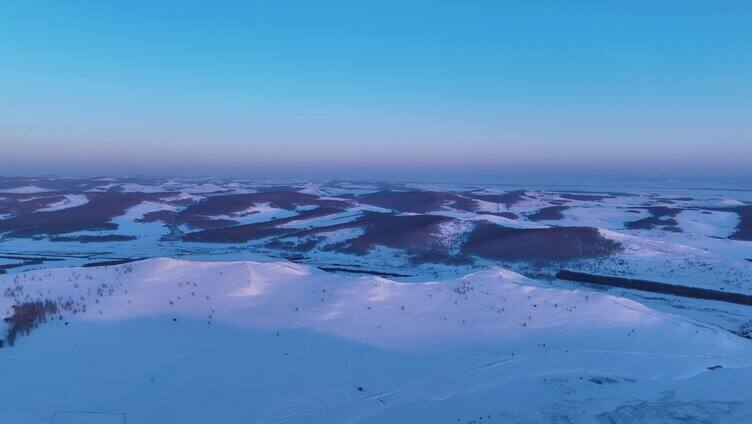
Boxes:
[1,1,751,179]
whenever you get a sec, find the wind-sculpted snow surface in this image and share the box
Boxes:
[1,259,752,423]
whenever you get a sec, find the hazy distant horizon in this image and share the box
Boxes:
[2,173,752,193]
[1,1,750,178]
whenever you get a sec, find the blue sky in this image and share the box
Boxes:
[0,1,750,179]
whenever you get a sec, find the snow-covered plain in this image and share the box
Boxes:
[2,258,752,423]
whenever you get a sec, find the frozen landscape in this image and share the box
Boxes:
[1,176,751,423]
[4,1,751,421]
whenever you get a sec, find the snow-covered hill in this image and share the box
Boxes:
[1,259,751,423]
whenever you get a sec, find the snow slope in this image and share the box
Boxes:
[1,259,751,423]
[0,185,52,194]
[36,194,90,212]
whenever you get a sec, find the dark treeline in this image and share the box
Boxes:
[556,270,752,307]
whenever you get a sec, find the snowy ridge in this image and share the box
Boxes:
[599,228,714,257]
[36,194,89,212]
[0,258,743,352]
